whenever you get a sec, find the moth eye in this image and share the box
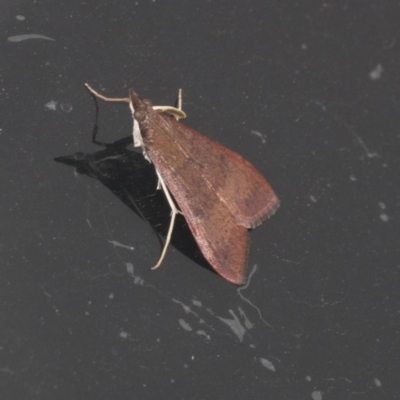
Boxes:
[135,110,146,122]
[143,99,153,108]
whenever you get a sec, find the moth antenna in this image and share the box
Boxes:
[84,83,130,103]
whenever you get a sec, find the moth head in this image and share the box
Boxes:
[128,89,141,109]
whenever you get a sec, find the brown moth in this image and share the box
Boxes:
[85,84,279,285]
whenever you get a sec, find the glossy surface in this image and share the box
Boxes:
[1,1,398,399]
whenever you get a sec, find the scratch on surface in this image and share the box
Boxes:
[8,34,55,42]
[272,255,302,265]
[172,298,205,322]
[315,101,380,158]
[289,294,344,308]
[250,130,267,144]
[237,265,273,328]
[313,101,380,159]
[108,240,135,251]
[344,122,380,158]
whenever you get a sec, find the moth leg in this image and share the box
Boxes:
[85,83,130,103]
[153,105,186,120]
[177,88,183,112]
[153,88,186,120]
[151,169,178,270]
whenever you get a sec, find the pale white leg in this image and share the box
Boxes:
[152,88,186,120]
[177,88,182,112]
[151,169,178,270]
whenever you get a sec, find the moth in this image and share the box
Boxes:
[85,84,279,284]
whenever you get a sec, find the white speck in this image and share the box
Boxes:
[301,43,308,50]
[378,202,386,210]
[260,357,276,372]
[8,34,55,42]
[379,213,389,222]
[367,150,380,159]
[170,379,175,384]
[126,263,134,274]
[192,299,202,307]
[125,262,144,285]
[196,330,211,340]
[119,331,128,339]
[369,64,383,80]
[109,293,114,299]
[250,130,266,144]
[314,101,327,111]
[349,174,357,181]
[374,378,382,387]
[311,390,323,400]
[178,319,192,332]
[310,195,317,203]
[134,276,144,285]
[306,375,312,381]
[16,15,25,21]
[45,100,57,111]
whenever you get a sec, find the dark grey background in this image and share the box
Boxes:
[1,1,399,399]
